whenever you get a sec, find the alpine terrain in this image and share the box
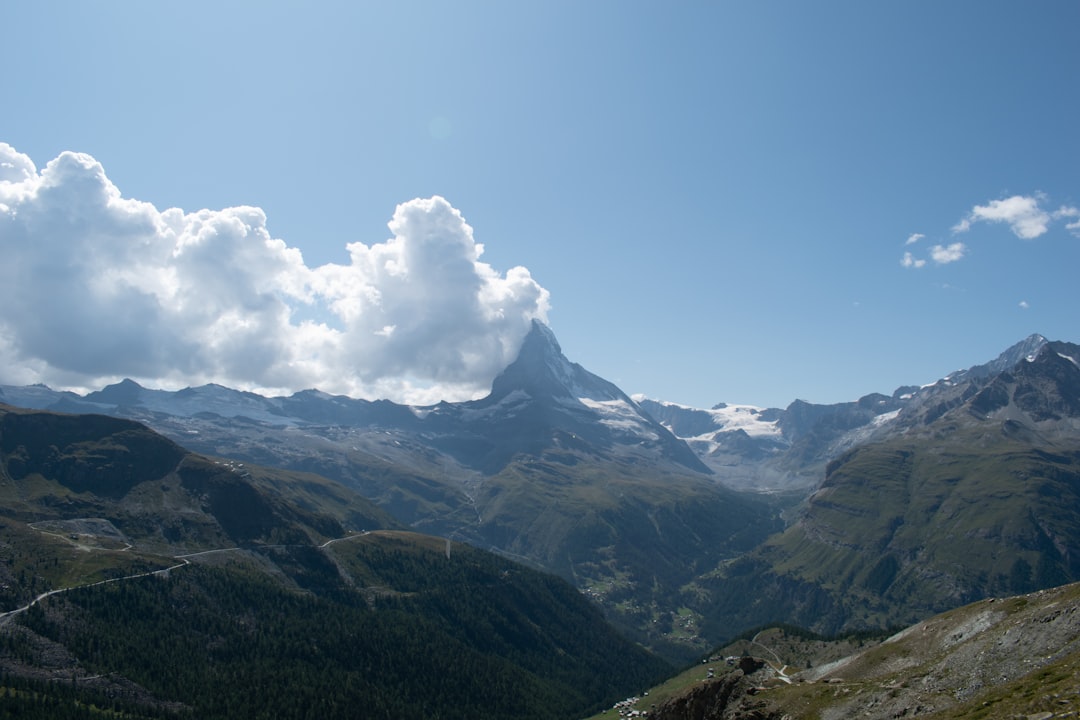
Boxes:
[0,403,669,719]
[4,328,1080,673]
[0,321,782,660]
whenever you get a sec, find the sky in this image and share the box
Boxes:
[1,1,1078,409]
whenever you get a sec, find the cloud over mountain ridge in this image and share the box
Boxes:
[0,143,549,404]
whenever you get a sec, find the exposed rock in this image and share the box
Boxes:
[650,658,782,720]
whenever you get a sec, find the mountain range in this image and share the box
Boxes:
[1,320,782,659]
[3,325,1080,666]
[695,336,1080,639]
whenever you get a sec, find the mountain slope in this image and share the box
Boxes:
[591,581,1080,720]
[696,339,1080,640]
[0,405,670,719]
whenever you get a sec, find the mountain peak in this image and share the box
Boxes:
[524,317,562,354]
[84,378,146,406]
[998,333,1049,366]
[474,322,711,474]
[488,321,625,402]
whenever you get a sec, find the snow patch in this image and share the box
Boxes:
[636,397,782,439]
[1057,352,1080,369]
[457,390,531,420]
[579,398,659,439]
[707,404,783,438]
[872,409,901,426]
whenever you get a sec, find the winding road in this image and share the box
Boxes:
[0,531,373,626]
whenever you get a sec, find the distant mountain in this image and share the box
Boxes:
[637,392,906,491]
[695,338,1080,640]
[0,404,669,719]
[417,320,712,473]
[637,333,1055,492]
[0,321,779,662]
[10,321,707,476]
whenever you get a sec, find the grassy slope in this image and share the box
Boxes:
[700,423,1080,641]
[589,582,1080,720]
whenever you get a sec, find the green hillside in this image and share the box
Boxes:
[10,532,669,720]
[0,405,670,719]
[699,423,1080,640]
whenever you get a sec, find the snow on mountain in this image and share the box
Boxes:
[577,398,661,440]
[80,379,296,426]
[633,397,783,440]
[0,383,84,409]
[5,328,1072,493]
[929,333,1049,390]
[1058,351,1080,369]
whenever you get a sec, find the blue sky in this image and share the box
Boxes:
[2,1,1078,408]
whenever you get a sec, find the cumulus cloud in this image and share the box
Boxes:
[930,242,966,264]
[0,143,550,403]
[952,194,1052,239]
[1019,300,1030,310]
[905,232,924,245]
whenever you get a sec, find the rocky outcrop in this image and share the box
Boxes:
[650,657,783,720]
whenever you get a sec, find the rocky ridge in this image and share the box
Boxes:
[602,581,1080,720]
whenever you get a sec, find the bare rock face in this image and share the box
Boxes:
[650,657,782,720]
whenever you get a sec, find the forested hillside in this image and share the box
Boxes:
[0,406,669,719]
[7,534,669,720]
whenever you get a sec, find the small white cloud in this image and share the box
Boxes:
[1019,300,1030,310]
[905,232,925,245]
[951,218,971,234]
[900,252,926,269]
[954,194,1051,239]
[1053,205,1080,237]
[930,242,966,264]
[1052,205,1079,219]
[0,144,550,403]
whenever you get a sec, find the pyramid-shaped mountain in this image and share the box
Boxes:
[487,320,627,401]
[421,320,710,473]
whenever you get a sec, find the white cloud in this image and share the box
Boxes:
[900,252,926,269]
[0,143,550,403]
[930,242,966,264]
[0,144,36,185]
[1019,300,1030,310]
[953,194,1051,239]
[1053,205,1080,219]
[1054,205,1080,237]
[905,232,924,245]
